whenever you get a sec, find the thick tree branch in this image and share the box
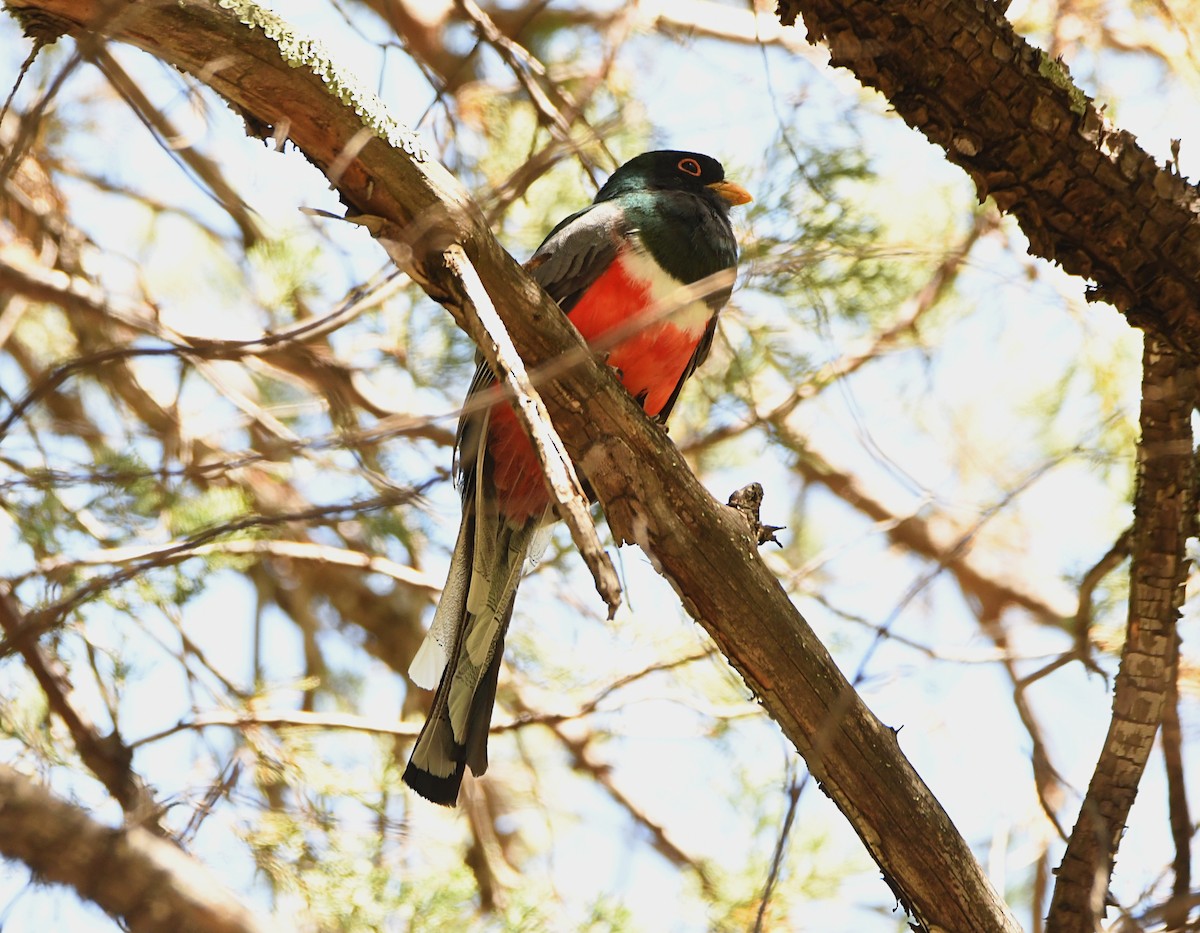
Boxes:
[1046,333,1196,931]
[0,764,271,933]
[0,2,1019,928]
[775,0,1200,356]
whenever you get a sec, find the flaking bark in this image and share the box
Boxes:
[1046,334,1195,931]
[775,0,1200,358]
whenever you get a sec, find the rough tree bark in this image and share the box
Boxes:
[1045,334,1195,931]
[2,0,1021,929]
[775,0,1200,358]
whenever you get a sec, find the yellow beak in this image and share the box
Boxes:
[707,180,753,206]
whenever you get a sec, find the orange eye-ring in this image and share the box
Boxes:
[677,157,702,177]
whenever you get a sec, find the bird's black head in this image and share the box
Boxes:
[595,150,752,210]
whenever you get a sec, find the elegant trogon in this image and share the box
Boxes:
[403,150,751,806]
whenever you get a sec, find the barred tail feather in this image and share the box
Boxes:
[401,594,514,807]
[408,515,473,689]
[403,512,534,807]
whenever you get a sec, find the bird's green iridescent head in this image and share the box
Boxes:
[595,150,752,210]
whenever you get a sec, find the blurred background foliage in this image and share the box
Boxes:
[0,0,1197,930]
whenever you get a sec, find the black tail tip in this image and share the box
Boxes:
[403,761,465,807]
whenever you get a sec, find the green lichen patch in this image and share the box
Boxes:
[1036,51,1090,117]
[216,0,427,160]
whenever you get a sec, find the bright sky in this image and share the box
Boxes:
[1,1,1197,931]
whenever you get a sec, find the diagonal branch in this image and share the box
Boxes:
[0,763,271,933]
[438,243,621,615]
[0,2,1019,927]
[0,585,160,827]
[775,0,1200,356]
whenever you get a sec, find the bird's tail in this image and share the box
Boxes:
[403,505,535,806]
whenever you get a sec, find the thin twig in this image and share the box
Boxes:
[132,707,422,748]
[0,585,161,829]
[687,208,1000,453]
[88,46,262,247]
[491,646,722,732]
[1071,526,1132,675]
[0,487,431,656]
[455,0,612,180]
[27,538,440,592]
[549,717,717,894]
[753,764,806,933]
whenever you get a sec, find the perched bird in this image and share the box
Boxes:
[403,150,751,806]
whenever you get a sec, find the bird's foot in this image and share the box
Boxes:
[727,483,784,547]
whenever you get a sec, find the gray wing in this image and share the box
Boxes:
[526,199,626,312]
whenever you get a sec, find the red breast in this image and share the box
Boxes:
[487,251,710,522]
